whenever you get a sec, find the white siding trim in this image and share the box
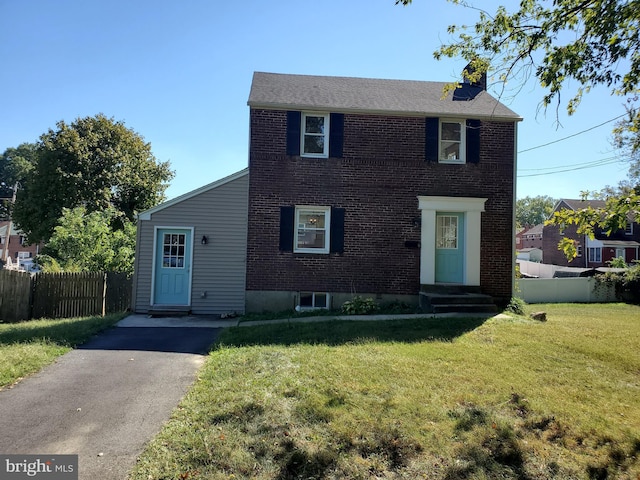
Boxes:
[150,226,195,306]
[418,196,487,285]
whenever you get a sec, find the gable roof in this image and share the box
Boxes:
[247,72,522,121]
[522,223,544,236]
[138,169,249,221]
[556,199,607,211]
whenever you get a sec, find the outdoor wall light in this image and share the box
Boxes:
[201,235,208,245]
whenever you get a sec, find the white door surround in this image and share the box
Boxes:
[418,196,487,285]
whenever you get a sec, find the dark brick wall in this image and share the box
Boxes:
[542,224,587,267]
[247,109,516,300]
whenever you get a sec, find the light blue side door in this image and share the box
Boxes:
[435,213,465,284]
[153,228,192,305]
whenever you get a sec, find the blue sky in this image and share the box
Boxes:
[0,0,631,202]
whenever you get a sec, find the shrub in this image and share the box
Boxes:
[342,296,380,315]
[505,297,526,315]
[595,263,640,304]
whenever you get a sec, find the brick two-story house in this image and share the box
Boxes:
[132,70,521,315]
[543,199,640,267]
[245,71,521,311]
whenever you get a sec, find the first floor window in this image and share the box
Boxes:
[302,113,329,157]
[295,206,330,253]
[588,247,602,263]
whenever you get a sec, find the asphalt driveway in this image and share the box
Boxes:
[0,319,222,479]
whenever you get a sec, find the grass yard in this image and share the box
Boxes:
[0,313,125,389]
[131,303,640,480]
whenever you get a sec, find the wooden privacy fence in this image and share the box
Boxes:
[0,270,132,323]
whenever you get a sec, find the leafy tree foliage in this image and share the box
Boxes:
[38,206,136,274]
[397,0,640,259]
[0,143,38,220]
[516,195,556,228]
[12,114,173,244]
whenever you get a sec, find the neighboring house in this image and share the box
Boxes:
[245,70,521,312]
[519,223,544,249]
[131,170,249,315]
[542,199,640,267]
[0,221,42,271]
[132,69,521,315]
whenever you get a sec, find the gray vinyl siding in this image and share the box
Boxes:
[133,172,249,314]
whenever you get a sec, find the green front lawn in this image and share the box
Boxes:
[131,303,640,479]
[0,314,125,388]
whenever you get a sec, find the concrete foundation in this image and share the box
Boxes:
[245,290,419,313]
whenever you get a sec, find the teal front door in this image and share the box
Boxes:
[154,228,192,305]
[435,213,464,283]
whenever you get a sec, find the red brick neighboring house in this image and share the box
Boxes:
[518,223,544,250]
[542,199,640,267]
[245,71,521,312]
[0,221,41,270]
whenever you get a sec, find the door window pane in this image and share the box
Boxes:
[162,233,186,268]
[437,216,458,249]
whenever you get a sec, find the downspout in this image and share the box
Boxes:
[512,122,519,299]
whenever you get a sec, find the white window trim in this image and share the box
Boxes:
[301,112,330,158]
[439,119,466,164]
[297,292,330,311]
[625,223,633,235]
[588,247,602,263]
[294,206,331,254]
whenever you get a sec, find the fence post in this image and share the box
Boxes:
[102,273,107,317]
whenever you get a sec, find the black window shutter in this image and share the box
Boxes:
[425,117,439,162]
[329,113,344,158]
[286,111,301,156]
[279,206,295,251]
[330,207,345,253]
[466,119,481,163]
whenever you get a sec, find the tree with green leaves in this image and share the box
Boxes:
[12,114,173,244]
[0,143,38,220]
[397,0,640,259]
[516,195,556,228]
[38,206,136,274]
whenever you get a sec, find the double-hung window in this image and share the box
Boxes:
[588,247,602,263]
[439,120,465,163]
[295,206,331,253]
[301,113,330,157]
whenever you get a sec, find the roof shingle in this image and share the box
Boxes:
[248,72,522,120]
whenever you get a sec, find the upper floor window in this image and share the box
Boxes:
[625,223,633,235]
[425,117,480,164]
[286,111,344,158]
[301,113,330,158]
[439,120,466,163]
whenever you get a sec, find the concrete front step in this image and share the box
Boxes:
[419,291,498,314]
[431,303,499,314]
[147,306,191,317]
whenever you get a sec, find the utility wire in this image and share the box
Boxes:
[519,155,620,172]
[517,156,622,177]
[517,113,628,154]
